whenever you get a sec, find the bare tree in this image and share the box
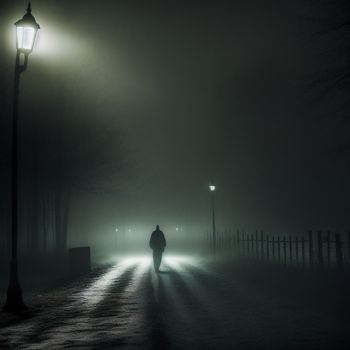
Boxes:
[309,0,350,119]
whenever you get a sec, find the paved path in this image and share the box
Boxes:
[1,256,350,349]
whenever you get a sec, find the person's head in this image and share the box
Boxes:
[156,225,160,231]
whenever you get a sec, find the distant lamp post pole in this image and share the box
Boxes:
[209,182,216,258]
[4,3,40,313]
[115,227,118,249]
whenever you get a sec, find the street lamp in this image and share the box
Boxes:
[209,181,216,258]
[3,3,40,313]
[15,3,40,55]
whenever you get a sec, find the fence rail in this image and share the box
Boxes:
[207,229,350,269]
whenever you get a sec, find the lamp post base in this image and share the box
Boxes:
[3,291,26,314]
[3,263,26,313]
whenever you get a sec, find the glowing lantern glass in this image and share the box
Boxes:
[15,3,40,54]
[209,184,216,192]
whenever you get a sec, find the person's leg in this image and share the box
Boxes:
[153,250,161,272]
[153,250,159,271]
[158,251,163,270]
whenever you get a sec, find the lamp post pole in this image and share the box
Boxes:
[209,183,216,258]
[3,53,27,312]
[4,3,40,313]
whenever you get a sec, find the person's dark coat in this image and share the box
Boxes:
[149,229,166,252]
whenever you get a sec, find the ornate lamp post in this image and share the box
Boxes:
[209,181,216,258]
[3,3,40,313]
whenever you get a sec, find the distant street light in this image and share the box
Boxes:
[209,181,216,258]
[4,3,40,313]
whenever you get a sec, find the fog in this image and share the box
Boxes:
[1,1,350,348]
[1,1,350,255]
[0,2,349,268]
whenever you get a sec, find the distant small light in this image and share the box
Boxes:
[115,228,119,233]
[176,227,179,232]
[128,229,131,233]
[209,185,216,192]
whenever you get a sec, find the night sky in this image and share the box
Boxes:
[1,0,350,249]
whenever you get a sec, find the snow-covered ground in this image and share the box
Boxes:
[1,255,350,349]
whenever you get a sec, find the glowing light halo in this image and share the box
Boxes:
[164,255,193,265]
[80,259,136,307]
[122,256,151,265]
[79,255,195,309]
[114,255,195,268]
[125,261,150,294]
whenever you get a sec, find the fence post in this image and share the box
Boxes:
[317,230,323,268]
[221,231,224,253]
[234,229,237,256]
[251,234,254,257]
[289,235,293,265]
[249,234,252,256]
[266,234,270,261]
[255,231,259,259]
[326,230,331,267]
[236,229,242,255]
[301,236,305,268]
[231,229,235,256]
[247,233,250,256]
[283,236,287,266]
[272,236,275,262]
[295,236,299,266]
[260,231,264,260]
[335,233,343,271]
[242,230,245,256]
[222,230,226,253]
[308,230,313,268]
[277,237,281,263]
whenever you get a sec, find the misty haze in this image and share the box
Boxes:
[1,0,350,349]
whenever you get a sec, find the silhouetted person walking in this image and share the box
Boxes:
[149,225,166,272]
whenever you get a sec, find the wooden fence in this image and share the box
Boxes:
[207,230,350,269]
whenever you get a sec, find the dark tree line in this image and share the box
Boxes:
[309,0,350,120]
[0,90,128,260]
